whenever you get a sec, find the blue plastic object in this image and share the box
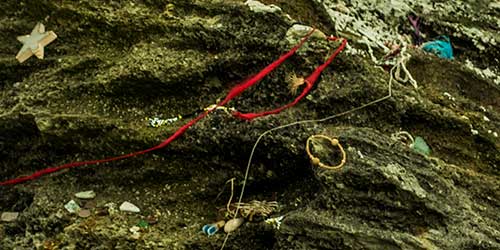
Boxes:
[422,36,453,59]
[202,224,219,236]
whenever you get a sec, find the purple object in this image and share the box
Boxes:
[408,15,423,45]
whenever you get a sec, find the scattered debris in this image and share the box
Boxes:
[486,130,497,137]
[443,92,456,101]
[202,221,225,236]
[64,200,81,214]
[1,212,19,222]
[422,36,454,59]
[75,190,96,200]
[119,201,140,213]
[471,128,479,135]
[224,218,244,233]
[265,215,284,230]
[356,150,365,159]
[16,22,57,63]
[147,116,181,128]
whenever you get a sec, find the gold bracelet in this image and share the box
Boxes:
[306,135,346,170]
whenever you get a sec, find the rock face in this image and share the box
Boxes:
[277,128,499,249]
[0,0,498,249]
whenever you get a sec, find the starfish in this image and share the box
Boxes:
[16,23,57,63]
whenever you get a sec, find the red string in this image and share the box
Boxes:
[232,37,347,120]
[0,113,210,186]
[218,28,316,106]
[0,30,346,186]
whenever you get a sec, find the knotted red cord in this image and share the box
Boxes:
[0,29,346,186]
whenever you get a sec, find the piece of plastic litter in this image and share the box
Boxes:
[422,36,453,59]
[202,224,219,236]
[411,136,431,155]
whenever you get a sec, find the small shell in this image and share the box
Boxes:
[224,218,244,233]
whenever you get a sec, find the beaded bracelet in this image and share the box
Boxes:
[306,135,346,170]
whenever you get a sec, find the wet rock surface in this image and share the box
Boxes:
[0,0,499,249]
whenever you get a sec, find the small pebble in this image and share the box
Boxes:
[75,190,96,199]
[13,82,22,88]
[130,232,141,240]
[129,226,141,240]
[265,215,284,230]
[119,201,140,213]
[129,226,141,233]
[1,212,19,222]
[78,209,91,218]
[224,218,244,233]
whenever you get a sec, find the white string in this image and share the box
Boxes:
[220,62,398,250]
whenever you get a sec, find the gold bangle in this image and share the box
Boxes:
[306,134,346,170]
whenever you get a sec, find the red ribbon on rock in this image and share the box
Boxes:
[0,29,347,186]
